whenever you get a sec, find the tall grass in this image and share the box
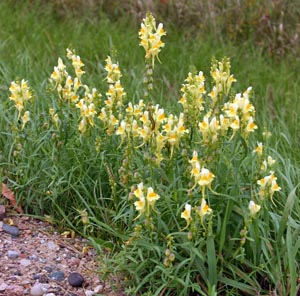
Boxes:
[0,1,299,295]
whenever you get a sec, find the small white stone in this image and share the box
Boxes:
[94,285,104,293]
[45,293,56,296]
[20,258,31,267]
[85,290,95,296]
[30,283,47,296]
[47,240,59,250]
[0,283,7,291]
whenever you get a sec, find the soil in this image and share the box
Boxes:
[0,213,125,296]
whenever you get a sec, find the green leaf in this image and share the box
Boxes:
[207,235,217,287]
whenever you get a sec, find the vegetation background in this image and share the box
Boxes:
[0,0,299,295]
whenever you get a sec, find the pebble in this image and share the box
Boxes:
[20,258,31,267]
[38,257,46,263]
[68,272,84,287]
[45,293,56,296]
[94,285,104,293]
[8,250,20,259]
[69,257,80,267]
[47,241,59,251]
[0,283,7,291]
[44,266,53,273]
[85,290,94,296]
[30,283,47,296]
[49,270,65,281]
[28,254,38,260]
[33,274,40,280]
[2,223,19,236]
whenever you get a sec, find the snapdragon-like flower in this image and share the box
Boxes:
[66,48,85,80]
[196,198,212,225]
[49,108,59,128]
[198,167,215,187]
[189,153,215,192]
[210,57,236,96]
[179,71,206,115]
[103,56,126,113]
[189,150,199,166]
[21,111,30,130]
[139,12,166,68]
[257,171,281,203]
[198,115,220,143]
[105,56,122,83]
[253,142,263,156]
[133,183,160,219]
[134,197,146,219]
[181,203,192,227]
[248,200,261,216]
[222,87,257,137]
[50,58,67,87]
[146,187,160,208]
[261,156,276,172]
[9,79,32,117]
[75,99,97,133]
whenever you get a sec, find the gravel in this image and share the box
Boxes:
[0,215,125,296]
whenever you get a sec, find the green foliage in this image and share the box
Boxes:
[1,3,300,295]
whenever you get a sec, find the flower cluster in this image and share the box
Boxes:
[50,53,81,103]
[66,48,85,81]
[139,12,166,68]
[257,171,281,203]
[181,198,213,230]
[210,57,236,98]
[99,56,126,135]
[189,151,215,192]
[9,79,32,129]
[133,182,160,219]
[179,71,206,130]
[49,49,101,134]
[222,87,257,138]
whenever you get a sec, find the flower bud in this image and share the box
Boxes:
[165,248,171,257]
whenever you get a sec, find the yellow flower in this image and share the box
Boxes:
[139,13,166,68]
[248,200,261,216]
[230,115,240,131]
[196,198,212,225]
[105,56,122,83]
[253,142,263,156]
[146,187,160,207]
[198,167,215,187]
[78,118,87,133]
[181,203,192,227]
[189,150,199,166]
[134,182,144,199]
[21,111,30,130]
[245,117,257,133]
[134,197,146,219]
[191,161,201,180]
[9,79,32,117]
[257,171,281,203]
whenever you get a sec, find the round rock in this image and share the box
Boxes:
[8,250,20,259]
[67,272,84,287]
[2,223,19,236]
[30,283,46,296]
[44,266,53,273]
[49,271,65,281]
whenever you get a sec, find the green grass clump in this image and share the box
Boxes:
[1,2,300,295]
